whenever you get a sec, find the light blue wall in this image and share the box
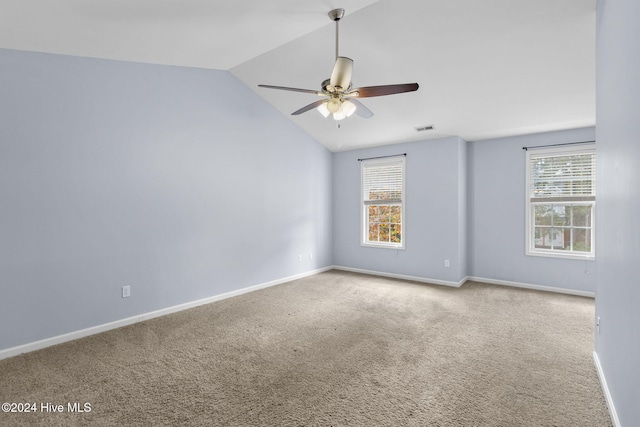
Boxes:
[333,128,596,293]
[332,137,467,284]
[0,49,332,351]
[467,127,597,293]
[595,0,640,424]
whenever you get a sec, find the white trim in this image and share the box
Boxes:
[331,268,593,297]
[593,351,621,427]
[332,265,466,288]
[0,266,333,361]
[467,276,595,298]
[525,246,596,261]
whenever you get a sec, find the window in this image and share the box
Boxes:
[525,144,595,259]
[361,156,405,249]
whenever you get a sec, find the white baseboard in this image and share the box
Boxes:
[467,276,595,298]
[593,351,621,427]
[331,268,593,298]
[332,265,467,287]
[0,266,333,361]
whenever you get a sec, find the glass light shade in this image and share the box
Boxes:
[342,100,356,117]
[317,102,330,118]
[327,98,341,113]
[333,110,346,120]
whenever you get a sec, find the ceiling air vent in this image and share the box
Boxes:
[415,125,434,132]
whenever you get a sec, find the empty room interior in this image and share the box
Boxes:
[1,0,638,426]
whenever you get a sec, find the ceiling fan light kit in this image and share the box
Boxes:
[258,8,419,122]
[319,98,357,121]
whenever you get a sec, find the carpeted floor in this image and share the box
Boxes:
[0,270,612,426]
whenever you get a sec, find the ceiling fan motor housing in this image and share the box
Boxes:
[321,78,352,94]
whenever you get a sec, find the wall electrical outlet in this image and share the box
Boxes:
[298,254,302,262]
[444,259,450,268]
[122,285,131,298]
[309,252,313,260]
[596,316,601,334]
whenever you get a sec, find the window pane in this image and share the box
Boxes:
[368,223,379,242]
[552,205,569,226]
[553,228,571,250]
[368,206,379,223]
[535,205,552,226]
[379,224,390,242]
[573,228,592,252]
[391,224,401,243]
[378,206,390,223]
[534,227,553,249]
[572,206,591,227]
[390,206,401,223]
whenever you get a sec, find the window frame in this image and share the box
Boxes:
[361,156,406,250]
[525,144,596,260]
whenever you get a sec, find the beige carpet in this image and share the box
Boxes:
[0,270,611,426]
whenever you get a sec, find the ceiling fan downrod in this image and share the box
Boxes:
[328,8,345,60]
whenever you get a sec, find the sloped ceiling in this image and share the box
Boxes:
[0,0,596,152]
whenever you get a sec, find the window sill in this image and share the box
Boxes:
[526,250,595,261]
[362,243,405,250]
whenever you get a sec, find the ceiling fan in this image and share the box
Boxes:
[258,8,419,121]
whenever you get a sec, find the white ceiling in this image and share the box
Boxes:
[0,0,596,152]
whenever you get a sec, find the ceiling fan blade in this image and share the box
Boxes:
[258,85,322,95]
[349,83,419,98]
[349,99,374,119]
[292,99,328,116]
[329,57,353,91]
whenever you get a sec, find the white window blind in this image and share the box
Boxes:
[529,150,596,202]
[363,160,404,205]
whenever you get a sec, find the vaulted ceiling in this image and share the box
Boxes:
[1,0,596,152]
